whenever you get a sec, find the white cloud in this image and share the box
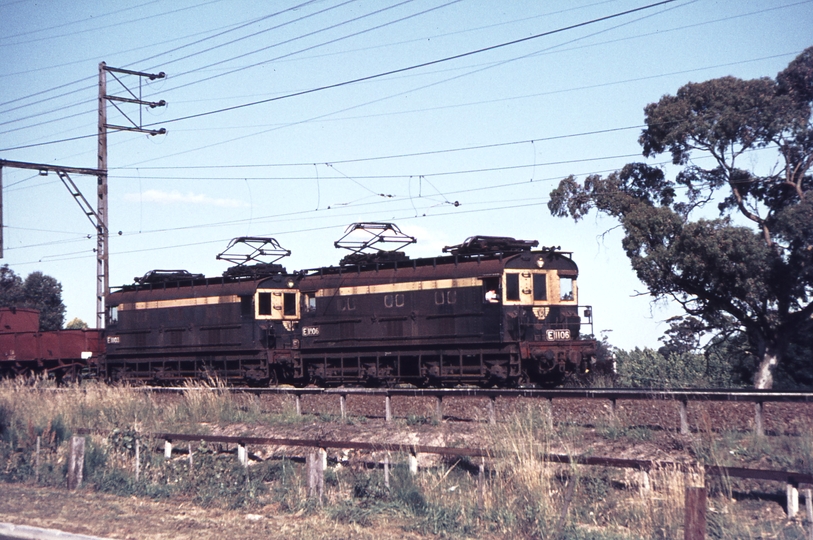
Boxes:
[400,224,456,257]
[123,189,248,208]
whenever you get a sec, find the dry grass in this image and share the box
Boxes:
[1,379,810,539]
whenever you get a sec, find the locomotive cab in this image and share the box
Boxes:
[498,250,593,383]
[254,278,300,321]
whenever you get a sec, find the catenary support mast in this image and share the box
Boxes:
[96,62,165,328]
[0,62,165,329]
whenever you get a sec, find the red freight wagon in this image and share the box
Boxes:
[0,308,102,381]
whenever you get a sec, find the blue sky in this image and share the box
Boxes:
[1,0,811,349]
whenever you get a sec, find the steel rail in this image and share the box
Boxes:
[124,386,813,403]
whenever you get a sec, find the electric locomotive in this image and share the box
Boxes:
[103,224,596,387]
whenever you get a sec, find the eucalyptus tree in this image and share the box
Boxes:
[548,48,813,388]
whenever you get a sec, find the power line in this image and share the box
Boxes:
[6,11,794,155]
[0,0,164,42]
[0,2,320,107]
[6,146,746,263]
[0,0,228,47]
[155,0,451,95]
[121,1,687,167]
[146,0,679,127]
[139,0,357,73]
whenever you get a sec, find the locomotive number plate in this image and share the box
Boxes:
[302,326,320,337]
[107,336,120,344]
[545,329,571,341]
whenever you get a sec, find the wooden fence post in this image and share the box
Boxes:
[487,397,496,425]
[684,486,706,540]
[788,482,799,519]
[164,439,172,460]
[187,443,193,472]
[679,400,690,435]
[35,435,40,483]
[307,448,325,501]
[340,394,347,420]
[554,477,577,537]
[67,436,85,490]
[295,394,302,416]
[802,485,813,540]
[478,457,486,510]
[238,443,248,467]
[319,447,327,471]
[134,438,140,481]
[434,396,443,423]
[754,401,765,437]
[384,453,390,488]
[409,451,418,475]
[639,470,651,496]
[546,398,553,431]
[385,395,392,423]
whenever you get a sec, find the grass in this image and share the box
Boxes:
[1,377,811,539]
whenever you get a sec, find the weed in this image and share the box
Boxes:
[405,414,429,426]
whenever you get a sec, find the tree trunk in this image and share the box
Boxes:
[754,350,778,389]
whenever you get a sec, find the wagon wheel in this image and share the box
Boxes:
[58,366,80,385]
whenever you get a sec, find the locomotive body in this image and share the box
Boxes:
[103,235,596,387]
[0,308,103,381]
[104,271,299,384]
[295,248,593,386]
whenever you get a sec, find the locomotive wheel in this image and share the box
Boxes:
[267,366,279,387]
[513,370,531,388]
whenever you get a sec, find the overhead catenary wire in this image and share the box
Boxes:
[108,152,646,181]
[2,151,759,266]
[11,147,717,257]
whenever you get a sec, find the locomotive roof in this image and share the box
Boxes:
[109,248,578,301]
[108,273,295,302]
[290,249,578,291]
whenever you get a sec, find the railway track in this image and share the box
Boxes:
[102,385,813,436]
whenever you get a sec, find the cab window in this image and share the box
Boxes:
[560,277,574,301]
[256,289,300,319]
[108,305,118,325]
[283,293,296,316]
[505,274,520,301]
[533,274,547,301]
[258,292,272,316]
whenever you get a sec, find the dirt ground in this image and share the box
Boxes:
[1,395,811,539]
[0,483,425,540]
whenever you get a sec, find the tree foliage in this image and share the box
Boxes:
[548,48,813,388]
[0,265,66,331]
[614,347,740,389]
[65,318,89,330]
